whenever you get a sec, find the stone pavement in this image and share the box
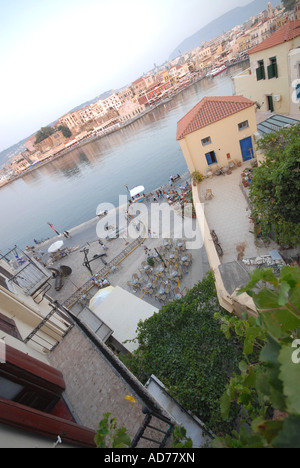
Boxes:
[32,172,210,311]
[198,163,278,265]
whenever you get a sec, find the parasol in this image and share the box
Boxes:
[48,240,64,253]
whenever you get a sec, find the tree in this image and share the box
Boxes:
[213,266,300,448]
[57,125,72,139]
[35,126,55,144]
[250,124,300,247]
[121,272,243,435]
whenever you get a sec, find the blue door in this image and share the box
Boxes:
[240,136,253,162]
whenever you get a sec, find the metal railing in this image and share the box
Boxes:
[1,246,51,297]
[23,301,73,352]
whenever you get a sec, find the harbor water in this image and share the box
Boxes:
[0,64,247,253]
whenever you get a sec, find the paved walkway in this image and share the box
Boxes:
[32,173,210,310]
[198,163,278,264]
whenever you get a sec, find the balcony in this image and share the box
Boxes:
[0,246,52,301]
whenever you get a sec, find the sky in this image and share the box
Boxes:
[0,0,251,152]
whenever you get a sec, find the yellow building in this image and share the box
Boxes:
[176,96,257,176]
[234,20,300,115]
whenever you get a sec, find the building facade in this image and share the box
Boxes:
[177,96,257,175]
[234,20,300,115]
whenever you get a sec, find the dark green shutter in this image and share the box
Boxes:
[256,65,265,81]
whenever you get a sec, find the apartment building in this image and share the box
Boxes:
[117,87,134,105]
[99,92,122,112]
[131,77,147,96]
[0,250,175,448]
[56,111,83,131]
[11,155,31,174]
[234,20,300,115]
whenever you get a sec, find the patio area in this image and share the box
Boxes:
[198,162,278,266]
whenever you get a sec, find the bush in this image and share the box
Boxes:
[121,272,243,435]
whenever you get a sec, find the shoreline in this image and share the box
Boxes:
[0,59,249,190]
[29,170,191,252]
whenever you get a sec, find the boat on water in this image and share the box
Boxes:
[206,65,227,78]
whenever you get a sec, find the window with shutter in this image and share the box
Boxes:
[267,57,278,79]
[256,60,265,81]
[0,312,22,340]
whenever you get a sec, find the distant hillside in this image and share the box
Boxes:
[169,0,279,60]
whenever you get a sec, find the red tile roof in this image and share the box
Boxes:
[176,96,255,140]
[249,20,300,55]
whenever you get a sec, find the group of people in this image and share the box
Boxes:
[92,275,110,289]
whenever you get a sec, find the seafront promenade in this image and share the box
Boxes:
[30,172,210,311]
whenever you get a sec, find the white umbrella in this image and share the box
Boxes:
[48,240,64,253]
[130,185,144,198]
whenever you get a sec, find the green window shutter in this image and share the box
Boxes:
[268,64,274,79]
[268,63,278,79]
[256,65,265,81]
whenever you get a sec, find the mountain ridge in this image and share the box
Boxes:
[169,0,279,60]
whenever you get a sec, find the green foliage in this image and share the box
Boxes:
[57,124,72,138]
[171,426,193,448]
[191,171,204,184]
[250,124,300,247]
[94,415,193,449]
[147,256,155,267]
[213,266,300,448]
[121,272,243,435]
[94,412,131,448]
[35,126,55,144]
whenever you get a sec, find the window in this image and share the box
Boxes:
[267,57,278,79]
[256,60,265,81]
[0,312,22,340]
[238,120,249,131]
[205,151,217,165]
[296,82,300,101]
[201,136,211,146]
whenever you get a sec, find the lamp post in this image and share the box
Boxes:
[47,222,60,236]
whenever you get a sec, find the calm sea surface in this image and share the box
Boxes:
[0,64,247,253]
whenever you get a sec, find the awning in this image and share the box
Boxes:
[89,286,114,310]
[130,185,144,198]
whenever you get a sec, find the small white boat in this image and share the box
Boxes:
[206,65,227,78]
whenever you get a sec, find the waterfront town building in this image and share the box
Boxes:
[55,110,83,132]
[233,20,300,116]
[10,154,31,174]
[295,1,300,20]
[131,77,148,96]
[176,96,257,175]
[99,92,122,113]
[118,100,145,122]
[117,86,134,105]
[25,135,36,153]
[34,130,67,154]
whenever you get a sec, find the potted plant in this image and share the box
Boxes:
[147,256,155,267]
[191,171,204,186]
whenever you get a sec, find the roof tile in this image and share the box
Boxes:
[176,96,255,140]
[249,20,300,55]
